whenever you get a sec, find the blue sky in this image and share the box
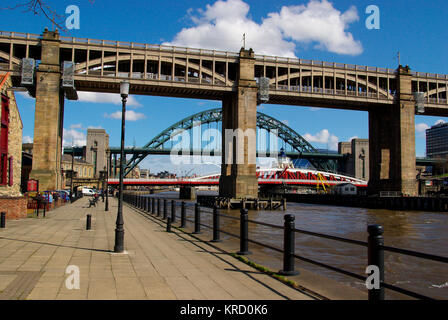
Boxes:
[2,0,447,174]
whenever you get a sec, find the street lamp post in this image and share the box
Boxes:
[114,80,129,253]
[105,152,109,211]
[70,147,75,201]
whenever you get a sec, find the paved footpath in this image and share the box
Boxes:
[0,197,314,300]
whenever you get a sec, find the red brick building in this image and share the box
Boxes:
[0,72,26,219]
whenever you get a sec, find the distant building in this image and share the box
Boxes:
[86,129,109,177]
[333,183,358,195]
[0,72,27,220]
[338,139,369,181]
[426,122,448,158]
[140,169,150,179]
[61,154,95,188]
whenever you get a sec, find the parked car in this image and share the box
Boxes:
[81,188,96,196]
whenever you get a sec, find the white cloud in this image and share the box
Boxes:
[303,129,339,150]
[70,123,83,129]
[165,0,362,57]
[415,123,430,133]
[63,128,86,147]
[104,110,146,121]
[309,107,322,111]
[435,119,446,126]
[17,92,34,100]
[281,120,289,126]
[23,135,33,143]
[77,92,142,107]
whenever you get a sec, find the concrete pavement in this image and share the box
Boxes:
[0,197,315,300]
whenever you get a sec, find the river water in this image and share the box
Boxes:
[147,191,448,299]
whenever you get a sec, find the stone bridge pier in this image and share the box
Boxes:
[368,66,417,196]
[219,49,259,199]
[29,29,64,191]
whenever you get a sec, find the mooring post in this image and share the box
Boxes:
[86,214,92,230]
[211,205,221,242]
[237,208,251,255]
[367,224,385,301]
[279,214,299,275]
[0,212,5,228]
[180,201,186,228]
[193,203,201,234]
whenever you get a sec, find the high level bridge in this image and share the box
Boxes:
[2,29,447,197]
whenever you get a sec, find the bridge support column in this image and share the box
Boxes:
[179,186,196,200]
[219,49,258,199]
[368,66,417,196]
[30,29,64,191]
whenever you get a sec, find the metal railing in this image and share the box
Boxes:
[124,193,448,300]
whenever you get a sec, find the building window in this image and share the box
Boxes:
[0,95,9,186]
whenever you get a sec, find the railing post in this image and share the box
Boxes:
[180,201,186,228]
[0,212,5,228]
[166,217,172,232]
[152,197,155,214]
[171,200,176,223]
[86,214,92,230]
[237,208,251,255]
[367,224,385,301]
[146,197,149,212]
[211,205,221,242]
[163,199,167,219]
[157,198,160,216]
[193,203,201,234]
[279,214,299,275]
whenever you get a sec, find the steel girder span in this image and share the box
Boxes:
[122,108,336,176]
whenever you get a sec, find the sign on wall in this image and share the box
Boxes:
[27,179,39,192]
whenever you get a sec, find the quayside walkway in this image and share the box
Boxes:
[0,197,315,300]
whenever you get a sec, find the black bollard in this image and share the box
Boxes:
[43,201,46,218]
[211,206,221,242]
[193,203,201,234]
[367,225,385,301]
[171,200,176,223]
[237,209,251,255]
[86,214,92,230]
[279,214,299,275]
[163,199,167,219]
[157,198,160,216]
[166,217,172,232]
[180,201,186,228]
[0,212,5,228]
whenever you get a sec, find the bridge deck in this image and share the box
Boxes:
[1,30,448,115]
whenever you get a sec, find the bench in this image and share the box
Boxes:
[88,197,99,208]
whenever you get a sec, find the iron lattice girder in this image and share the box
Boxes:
[122,108,334,176]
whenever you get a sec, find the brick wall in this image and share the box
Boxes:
[0,196,27,219]
[0,73,23,198]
